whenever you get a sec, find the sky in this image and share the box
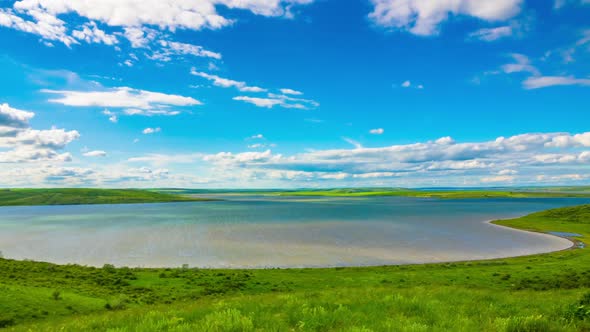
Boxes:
[0,0,589,188]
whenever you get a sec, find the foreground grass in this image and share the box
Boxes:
[0,189,209,206]
[1,204,590,331]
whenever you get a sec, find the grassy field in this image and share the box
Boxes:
[0,204,589,330]
[0,188,209,206]
[269,188,590,199]
[158,187,590,199]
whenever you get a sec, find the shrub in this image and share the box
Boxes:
[0,315,15,328]
[52,289,61,301]
[564,292,590,321]
[103,264,116,272]
[105,294,131,311]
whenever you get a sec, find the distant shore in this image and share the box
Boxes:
[0,188,213,207]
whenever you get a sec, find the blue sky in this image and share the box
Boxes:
[0,0,589,188]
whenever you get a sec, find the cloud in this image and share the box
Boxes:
[123,109,180,116]
[0,103,35,129]
[469,26,513,41]
[191,69,266,92]
[148,40,221,62]
[44,86,200,120]
[400,80,424,89]
[280,88,303,95]
[190,70,318,109]
[0,7,76,46]
[368,0,523,36]
[369,128,384,135]
[523,76,590,89]
[250,134,264,139]
[102,109,118,123]
[501,53,540,75]
[197,131,590,186]
[343,137,363,149]
[1,0,315,47]
[0,103,79,163]
[83,150,107,157]
[233,93,319,109]
[248,143,276,149]
[481,175,515,183]
[233,96,283,108]
[142,127,161,135]
[496,51,590,90]
[71,21,118,45]
[44,87,201,109]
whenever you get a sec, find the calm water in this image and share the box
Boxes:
[0,196,588,268]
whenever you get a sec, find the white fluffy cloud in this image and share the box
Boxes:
[0,103,35,129]
[233,96,283,108]
[44,86,201,120]
[280,88,303,95]
[191,69,266,92]
[148,40,221,62]
[197,131,590,186]
[0,0,314,48]
[497,53,590,89]
[71,21,118,45]
[142,127,161,135]
[45,87,201,109]
[0,103,79,163]
[368,0,523,35]
[370,128,384,135]
[83,150,107,157]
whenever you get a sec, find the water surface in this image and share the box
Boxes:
[0,196,587,268]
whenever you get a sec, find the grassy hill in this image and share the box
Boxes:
[270,188,590,199]
[0,188,209,206]
[1,204,590,330]
[158,187,590,199]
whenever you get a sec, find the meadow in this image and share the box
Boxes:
[159,187,590,199]
[0,189,209,206]
[0,203,589,331]
[269,188,590,199]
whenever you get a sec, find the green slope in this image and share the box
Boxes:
[0,188,210,206]
[270,188,590,199]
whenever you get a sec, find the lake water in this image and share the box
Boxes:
[0,196,588,268]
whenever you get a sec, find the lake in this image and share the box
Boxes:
[0,196,588,268]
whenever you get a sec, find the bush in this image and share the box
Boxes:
[0,315,15,328]
[564,292,590,321]
[105,295,131,311]
[52,290,61,301]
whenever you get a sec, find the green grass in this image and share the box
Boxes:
[1,204,590,331]
[0,188,211,206]
[268,188,590,199]
[158,187,590,199]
